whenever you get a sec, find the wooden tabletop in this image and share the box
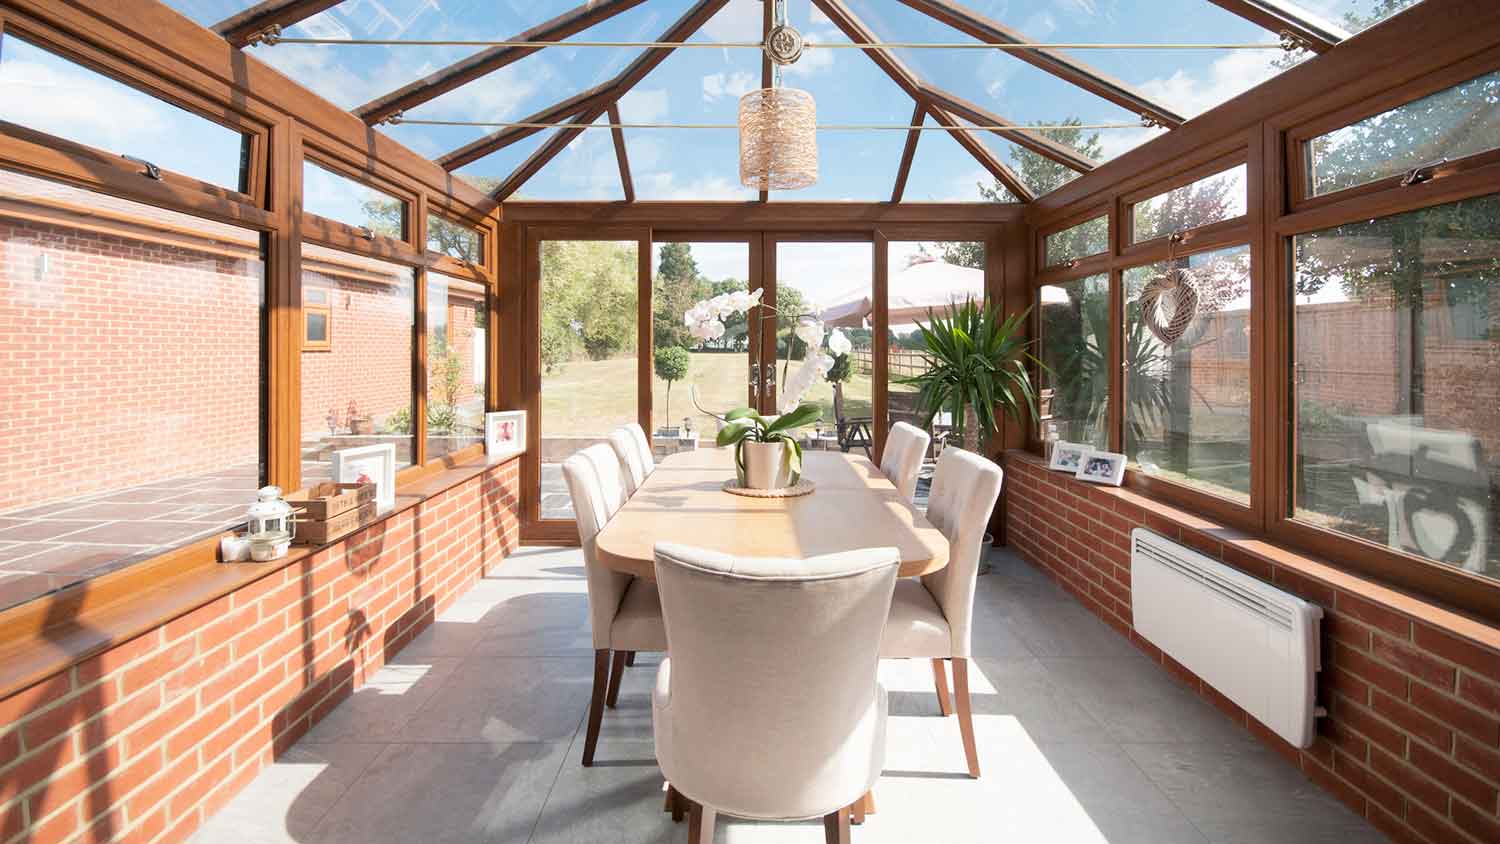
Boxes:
[594,448,949,579]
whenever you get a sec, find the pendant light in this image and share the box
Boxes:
[739,0,817,191]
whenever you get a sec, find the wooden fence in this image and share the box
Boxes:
[849,347,933,377]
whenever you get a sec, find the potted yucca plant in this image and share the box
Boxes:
[715,404,822,489]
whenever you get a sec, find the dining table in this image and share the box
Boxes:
[593,446,950,579]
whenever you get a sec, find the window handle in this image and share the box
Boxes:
[122,155,161,180]
[1400,159,1447,187]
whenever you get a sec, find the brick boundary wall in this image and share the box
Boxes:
[0,457,521,844]
[1003,451,1500,844]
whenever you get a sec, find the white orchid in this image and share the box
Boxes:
[793,318,824,347]
[827,328,852,357]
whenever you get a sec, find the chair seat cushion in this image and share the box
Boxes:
[879,578,952,658]
[610,578,667,651]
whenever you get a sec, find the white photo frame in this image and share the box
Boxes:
[331,443,397,511]
[486,410,526,461]
[1049,441,1089,474]
[1075,450,1127,486]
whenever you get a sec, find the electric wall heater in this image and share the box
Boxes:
[1130,528,1323,747]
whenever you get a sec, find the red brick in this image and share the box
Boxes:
[1366,802,1429,844]
[1333,748,1403,812]
[1458,671,1500,716]
[1335,695,1408,756]
[1454,735,1500,787]
[1369,745,1450,814]
[1273,567,1336,606]
[1372,689,1455,752]
[1451,796,1500,843]
[1220,543,1273,580]
[1303,755,1367,816]
[1337,641,1408,698]
[1413,626,1500,683]
[1410,682,1500,747]
[1335,593,1412,638]
[1326,613,1373,652]
[1408,739,1497,810]
[1373,634,1458,691]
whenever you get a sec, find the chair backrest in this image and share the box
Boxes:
[561,444,633,649]
[624,422,656,477]
[919,448,1004,658]
[879,421,931,503]
[608,428,647,495]
[653,542,899,820]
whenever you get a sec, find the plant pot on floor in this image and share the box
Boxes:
[742,440,793,490]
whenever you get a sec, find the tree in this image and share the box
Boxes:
[360,176,498,263]
[539,240,638,372]
[653,242,708,350]
[654,345,692,427]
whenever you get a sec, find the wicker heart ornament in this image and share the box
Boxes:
[1138,268,1199,346]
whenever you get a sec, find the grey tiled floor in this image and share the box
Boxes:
[194,547,1386,844]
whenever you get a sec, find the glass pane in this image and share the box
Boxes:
[1040,274,1110,450]
[300,242,415,482]
[1123,245,1253,503]
[303,161,406,235]
[1307,69,1500,197]
[160,1,259,28]
[1131,164,1248,244]
[426,273,487,461]
[1292,194,1499,581]
[539,240,640,520]
[306,311,328,342]
[0,35,248,191]
[0,169,263,612]
[902,115,1019,202]
[1293,0,1424,33]
[427,214,483,263]
[651,242,751,450]
[782,242,873,444]
[886,242,988,493]
[1045,215,1109,267]
[305,288,328,305]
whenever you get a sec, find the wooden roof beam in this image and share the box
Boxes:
[891,102,925,203]
[436,82,611,170]
[813,0,1032,202]
[892,0,1185,128]
[607,103,635,202]
[920,85,1097,173]
[487,0,731,200]
[355,0,650,125]
[1204,0,1348,53]
[214,0,344,48]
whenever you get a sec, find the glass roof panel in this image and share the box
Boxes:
[453,127,549,195]
[510,115,627,201]
[1289,0,1425,33]
[900,115,1018,203]
[967,122,1088,198]
[160,1,259,28]
[245,0,682,112]
[618,0,759,201]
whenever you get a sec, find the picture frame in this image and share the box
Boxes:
[485,410,526,461]
[1048,441,1089,474]
[331,443,398,511]
[1075,450,1127,486]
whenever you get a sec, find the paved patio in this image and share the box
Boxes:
[193,545,1383,843]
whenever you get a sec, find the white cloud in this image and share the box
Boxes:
[619,87,671,123]
[702,71,757,102]
[784,29,839,78]
[702,0,763,41]
[1137,50,1284,119]
[0,58,168,151]
[638,171,752,201]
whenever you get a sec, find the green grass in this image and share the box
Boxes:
[541,351,894,437]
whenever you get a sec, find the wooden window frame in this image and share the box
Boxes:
[302,287,332,352]
[1120,151,1250,257]
[1036,203,1110,275]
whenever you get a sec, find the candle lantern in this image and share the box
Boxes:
[246,485,294,561]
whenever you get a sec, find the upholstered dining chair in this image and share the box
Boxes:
[607,427,648,495]
[560,444,666,767]
[625,421,656,477]
[879,421,932,504]
[652,542,900,844]
[878,447,1003,779]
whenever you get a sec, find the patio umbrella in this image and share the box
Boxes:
[821,256,1070,327]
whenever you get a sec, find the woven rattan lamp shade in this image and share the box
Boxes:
[738,87,817,191]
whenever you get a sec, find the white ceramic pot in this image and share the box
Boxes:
[742,440,793,489]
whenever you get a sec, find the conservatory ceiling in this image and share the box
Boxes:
[163,0,1425,203]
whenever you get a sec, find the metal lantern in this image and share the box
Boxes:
[246,485,294,561]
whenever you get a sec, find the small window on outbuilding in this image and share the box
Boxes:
[304,287,331,351]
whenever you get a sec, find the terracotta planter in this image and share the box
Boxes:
[742,440,793,489]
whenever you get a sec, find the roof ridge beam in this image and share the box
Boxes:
[607,103,635,202]
[213,0,344,48]
[891,0,1185,128]
[1204,0,1347,53]
[920,85,1097,173]
[486,0,731,200]
[891,103,925,203]
[355,0,651,126]
[436,81,613,170]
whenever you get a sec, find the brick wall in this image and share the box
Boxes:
[300,269,414,437]
[0,216,262,511]
[1004,451,1500,844]
[0,457,520,844]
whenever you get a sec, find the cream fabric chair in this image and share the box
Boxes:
[879,421,932,504]
[879,447,1003,778]
[652,542,899,843]
[625,421,655,477]
[607,428,648,495]
[560,444,666,767]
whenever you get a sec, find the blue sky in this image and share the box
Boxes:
[12,1,1416,204]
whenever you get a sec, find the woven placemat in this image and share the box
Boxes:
[721,478,817,498]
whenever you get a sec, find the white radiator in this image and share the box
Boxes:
[1130,528,1323,747]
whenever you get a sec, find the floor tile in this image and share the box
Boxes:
[0,520,97,542]
[61,520,217,545]
[1041,658,1252,744]
[303,657,464,744]
[1003,600,1142,659]
[400,657,593,744]
[528,738,675,844]
[189,742,385,843]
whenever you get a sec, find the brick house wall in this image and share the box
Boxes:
[1004,452,1500,844]
[0,214,262,512]
[299,267,414,438]
[0,457,520,844]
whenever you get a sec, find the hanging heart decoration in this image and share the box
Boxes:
[1138,268,1200,346]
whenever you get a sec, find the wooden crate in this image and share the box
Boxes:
[287,482,375,521]
[295,501,378,545]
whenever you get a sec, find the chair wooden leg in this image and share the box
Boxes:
[625,650,636,666]
[953,657,981,779]
[688,802,715,844]
[932,658,954,716]
[823,806,851,844]
[583,649,610,767]
[850,791,868,825]
[672,788,686,823]
[606,649,627,708]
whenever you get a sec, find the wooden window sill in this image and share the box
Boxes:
[0,452,521,702]
[1003,450,1500,656]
